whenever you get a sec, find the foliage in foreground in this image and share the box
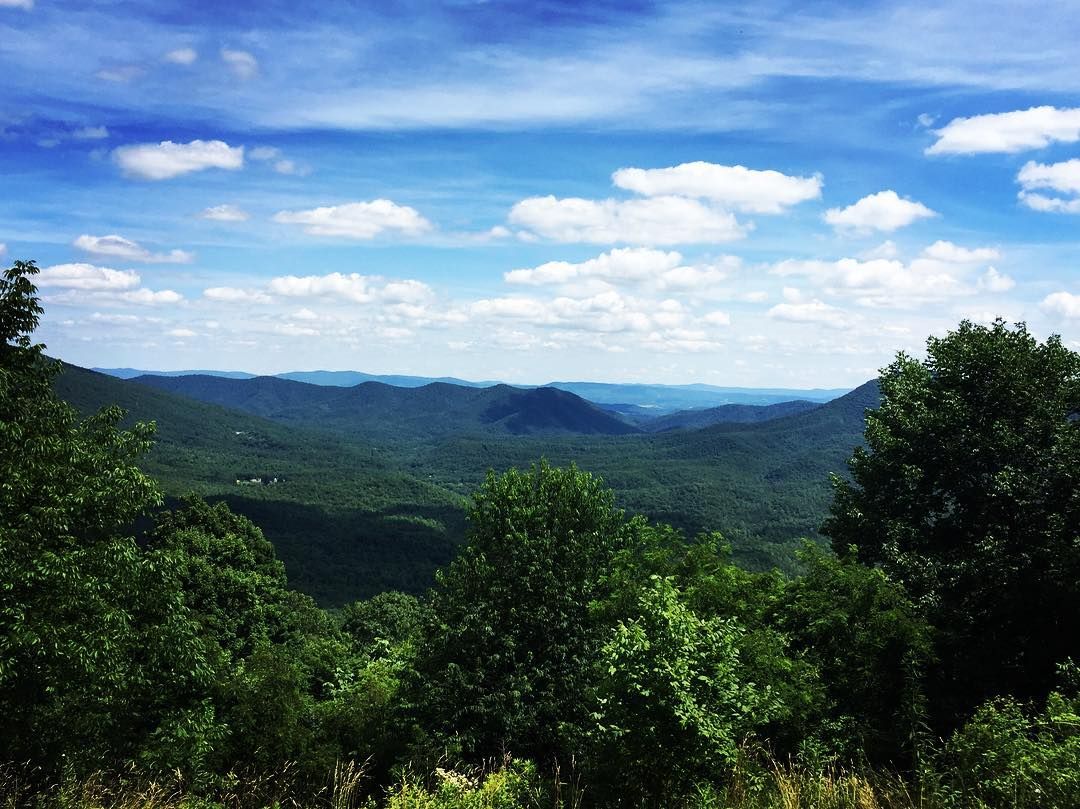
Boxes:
[3,259,1080,808]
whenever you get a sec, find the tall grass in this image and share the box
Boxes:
[1,758,948,809]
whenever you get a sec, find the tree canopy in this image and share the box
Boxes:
[824,319,1080,725]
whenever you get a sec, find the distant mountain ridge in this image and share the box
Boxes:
[129,374,641,439]
[95,367,850,413]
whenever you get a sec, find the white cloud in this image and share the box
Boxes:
[221,48,258,80]
[37,263,140,290]
[268,272,375,303]
[1042,291,1080,319]
[382,279,434,304]
[0,243,6,257]
[164,47,197,65]
[703,310,732,326]
[1019,192,1080,214]
[249,146,280,161]
[471,296,553,322]
[509,195,748,244]
[167,328,197,338]
[90,312,159,325]
[921,240,1000,263]
[772,256,969,308]
[117,288,183,305]
[767,300,851,328]
[199,204,250,222]
[978,267,1015,293]
[273,200,432,239]
[74,234,193,264]
[611,161,822,213]
[0,0,33,9]
[113,139,244,180]
[824,190,936,232]
[203,287,273,304]
[293,307,319,321]
[505,247,683,286]
[928,106,1080,155]
[1017,159,1080,213]
[1018,158,1080,195]
[657,260,735,290]
[917,113,936,128]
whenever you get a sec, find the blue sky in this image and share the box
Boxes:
[2,0,1079,387]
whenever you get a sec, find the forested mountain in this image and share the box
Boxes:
[55,364,466,603]
[129,373,642,439]
[412,380,881,571]
[57,365,877,598]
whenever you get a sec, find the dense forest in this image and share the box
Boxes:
[3,258,1080,808]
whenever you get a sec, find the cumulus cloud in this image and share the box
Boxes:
[505,247,683,286]
[767,300,851,328]
[1018,158,1080,195]
[113,139,244,180]
[268,272,376,303]
[382,279,434,304]
[772,255,969,308]
[703,310,732,326]
[199,204,250,222]
[115,288,183,305]
[1017,159,1080,213]
[921,240,1000,263]
[164,47,197,65]
[612,161,822,213]
[927,106,1080,155]
[978,267,1015,292]
[1041,291,1080,319]
[167,328,197,338]
[509,195,747,245]
[272,200,432,239]
[1019,193,1080,214]
[203,287,273,304]
[824,190,936,233]
[37,263,140,290]
[74,234,194,263]
[221,48,258,79]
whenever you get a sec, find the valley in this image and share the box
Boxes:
[58,363,877,605]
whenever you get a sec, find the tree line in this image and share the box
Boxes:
[2,258,1079,808]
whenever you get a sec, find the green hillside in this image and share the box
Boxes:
[56,364,879,599]
[407,381,880,571]
[54,363,467,604]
